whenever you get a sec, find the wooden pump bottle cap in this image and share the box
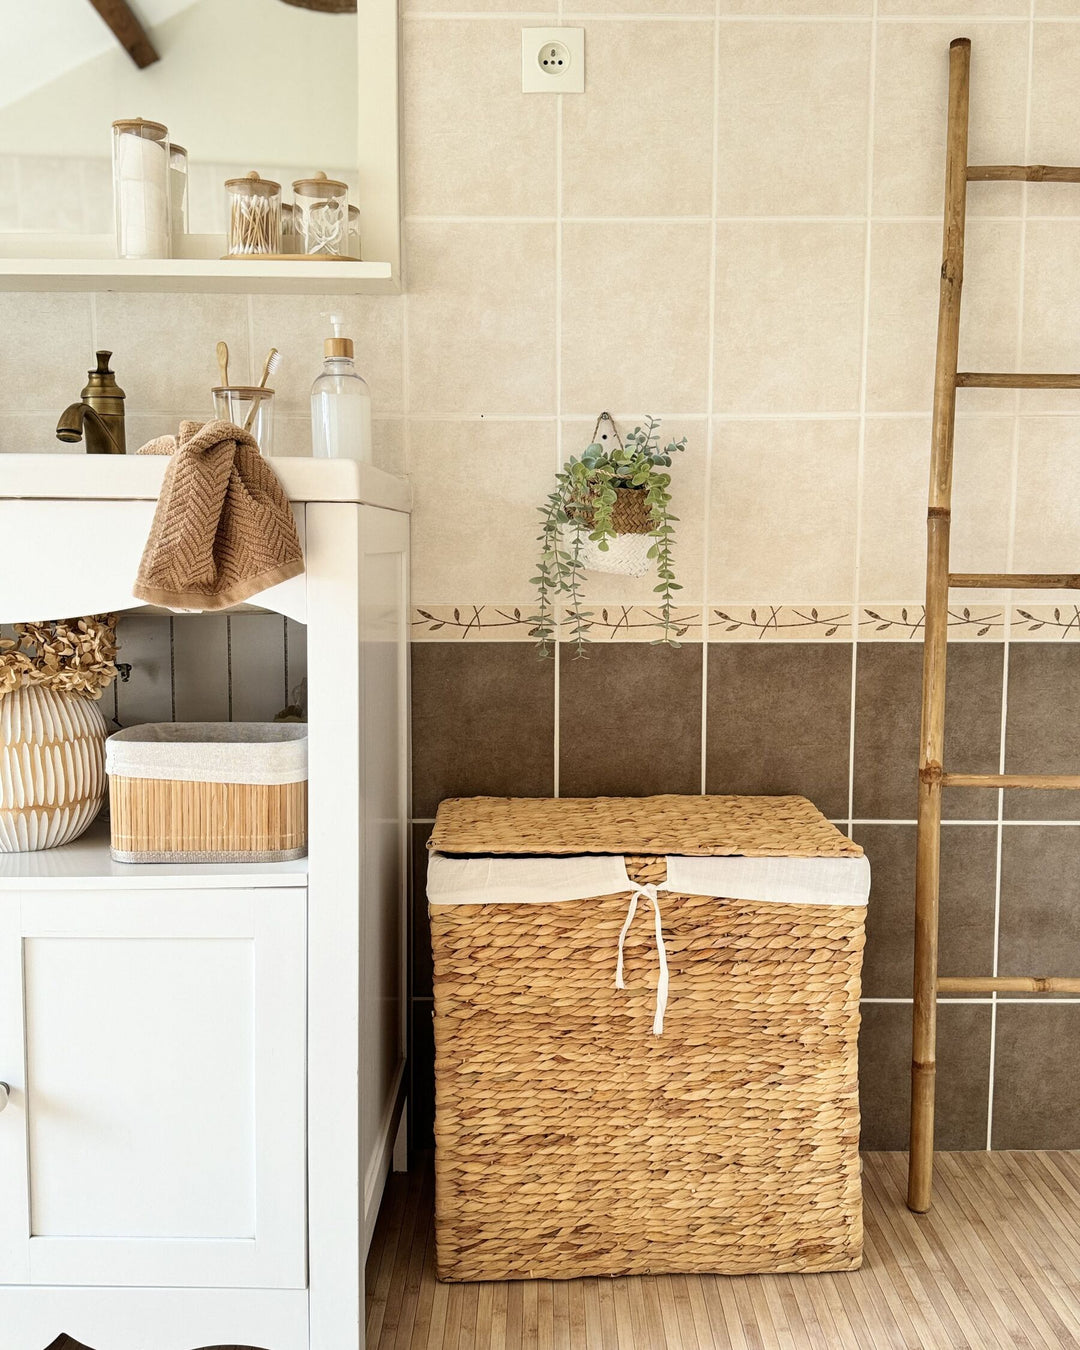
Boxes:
[325,336,354,357]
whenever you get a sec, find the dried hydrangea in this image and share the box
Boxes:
[0,614,120,701]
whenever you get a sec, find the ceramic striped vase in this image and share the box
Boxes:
[0,684,108,852]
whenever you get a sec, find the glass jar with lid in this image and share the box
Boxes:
[292,171,348,256]
[111,118,170,259]
[225,170,281,256]
[169,143,189,241]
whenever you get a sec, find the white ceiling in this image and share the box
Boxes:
[0,0,197,107]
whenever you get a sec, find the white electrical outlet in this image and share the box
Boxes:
[522,28,585,94]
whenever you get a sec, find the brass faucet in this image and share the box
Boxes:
[57,351,126,455]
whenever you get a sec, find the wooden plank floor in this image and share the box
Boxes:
[365,1152,1080,1349]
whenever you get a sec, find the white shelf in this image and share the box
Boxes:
[0,254,395,295]
[0,820,308,890]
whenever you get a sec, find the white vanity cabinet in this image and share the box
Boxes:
[0,885,307,1291]
[0,457,411,1350]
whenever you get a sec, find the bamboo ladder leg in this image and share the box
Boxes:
[907,36,971,1216]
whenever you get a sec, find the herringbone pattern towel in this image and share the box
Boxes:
[134,419,304,611]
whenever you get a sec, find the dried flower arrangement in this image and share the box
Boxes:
[0,615,120,701]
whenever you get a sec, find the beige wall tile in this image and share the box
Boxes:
[716,21,871,217]
[0,294,93,413]
[866,219,1021,414]
[406,221,556,417]
[408,419,557,605]
[718,0,869,11]
[373,419,406,476]
[0,413,69,453]
[403,20,557,218]
[562,21,714,218]
[95,292,250,417]
[249,294,404,417]
[879,0,1028,12]
[1027,25,1080,218]
[561,222,711,414]
[1014,416,1080,577]
[714,221,865,414]
[709,418,859,601]
[1021,221,1080,414]
[403,0,556,14]
[860,414,1015,601]
[558,416,707,607]
[873,22,1028,218]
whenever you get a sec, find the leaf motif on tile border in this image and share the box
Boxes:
[708,606,852,640]
[412,606,533,640]
[859,606,1006,640]
[564,605,701,642]
[1011,606,1080,640]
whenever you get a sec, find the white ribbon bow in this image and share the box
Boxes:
[614,882,670,1036]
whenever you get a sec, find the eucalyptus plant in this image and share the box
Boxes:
[530,416,686,658]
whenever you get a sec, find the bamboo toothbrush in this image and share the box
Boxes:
[216,340,229,387]
[244,347,281,432]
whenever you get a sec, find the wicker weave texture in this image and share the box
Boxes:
[430,794,862,859]
[432,850,864,1282]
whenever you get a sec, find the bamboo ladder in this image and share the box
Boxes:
[908,36,1080,1214]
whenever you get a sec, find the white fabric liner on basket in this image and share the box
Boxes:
[428,851,869,1036]
[579,532,654,578]
[427,851,870,908]
[106,722,308,785]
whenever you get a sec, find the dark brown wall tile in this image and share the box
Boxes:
[411,823,434,1000]
[993,1005,1080,1149]
[859,1002,990,1150]
[1005,646,1080,821]
[999,826,1080,991]
[854,824,997,998]
[853,644,1002,821]
[559,643,703,797]
[411,644,555,817]
[705,644,851,819]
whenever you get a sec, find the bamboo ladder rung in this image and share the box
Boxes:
[949,572,1080,588]
[939,772,1080,789]
[938,976,1080,993]
[955,372,1080,387]
[966,164,1080,181]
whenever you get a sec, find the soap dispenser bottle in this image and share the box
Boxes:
[310,313,371,461]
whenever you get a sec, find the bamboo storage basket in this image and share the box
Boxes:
[106,723,307,862]
[428,794,867,1282]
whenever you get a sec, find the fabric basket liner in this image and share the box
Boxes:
[428,851,870,908]
[429,793,862,859]
[106,722,308,785]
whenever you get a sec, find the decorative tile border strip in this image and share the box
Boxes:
[709,606,853,641]
[411,605,1080,642]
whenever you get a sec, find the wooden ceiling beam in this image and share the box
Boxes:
[87,0,160,69]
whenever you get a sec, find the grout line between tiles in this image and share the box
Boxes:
[698,0,721,796]
[847,0,878,838]
[553,62,563,799]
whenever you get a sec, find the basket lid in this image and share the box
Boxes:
[429,794,862,859]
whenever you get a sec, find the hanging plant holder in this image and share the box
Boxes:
[530,413,686,655]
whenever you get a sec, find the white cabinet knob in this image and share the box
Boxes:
[0,1083,8,1113]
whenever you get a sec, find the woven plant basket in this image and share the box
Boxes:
[578,486,654,577]
[428,794,866,1282]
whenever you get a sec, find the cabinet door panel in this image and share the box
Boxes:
[0,888,305,1290]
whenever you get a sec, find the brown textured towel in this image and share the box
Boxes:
[134,419,304,611]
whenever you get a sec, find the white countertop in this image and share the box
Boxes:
[0,453,411,513]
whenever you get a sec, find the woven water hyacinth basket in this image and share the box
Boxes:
[428,794,867,1282]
